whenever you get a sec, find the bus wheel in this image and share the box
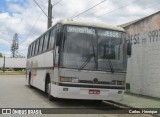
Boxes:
[46,77,53,101]
[94,100,103,104]
[28,72,32,88]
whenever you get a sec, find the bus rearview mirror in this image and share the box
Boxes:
[54,46,59,67]
[56,32,62,46]
[127,43,131,56]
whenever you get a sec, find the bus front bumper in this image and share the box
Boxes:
[51,83,125,101]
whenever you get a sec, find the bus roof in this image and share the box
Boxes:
[56,19,125,32]
[29,19,124,46]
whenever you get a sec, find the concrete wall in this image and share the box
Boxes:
[123,12,160,98]
[0,58,26,69]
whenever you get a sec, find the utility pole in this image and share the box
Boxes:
[48,0,52,29]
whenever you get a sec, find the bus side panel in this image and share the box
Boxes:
[32,69,46,91]
[34,51,54,68]
[50,68,59,97]
[26,51,54,91]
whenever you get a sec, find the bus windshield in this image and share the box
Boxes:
[60,25,126,72]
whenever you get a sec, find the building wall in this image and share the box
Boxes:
[124,12,160,98]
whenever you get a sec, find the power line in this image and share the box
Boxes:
[33,0,63,18]
[27,12,43,36]
[20,1,47,43]
[33,0,63,20]
[121,1,160,22]
[21,0,63,43]
[53,0,63,6]
[140,1,160,13]
[52,0,63,19]
[72,0,107,19]
[33,0,48,17]
[96,0,139,18]
[90,0,160,26]
[40,0,46,6]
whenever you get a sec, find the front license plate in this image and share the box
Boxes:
[89,90,100,94]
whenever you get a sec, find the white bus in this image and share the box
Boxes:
[26,19,127,101]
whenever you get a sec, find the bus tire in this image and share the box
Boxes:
[45,75,54,101]
[90,100,103,104]
[28,72,32,88]
[94,100,103,104]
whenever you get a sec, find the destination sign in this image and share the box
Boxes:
[98,30,121,38]
[67,26,121,38]
[67,26,95,35]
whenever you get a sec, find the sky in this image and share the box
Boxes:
[0,0,160,57]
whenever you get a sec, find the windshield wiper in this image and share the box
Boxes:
[101,43,114,73]
[108,57,114,73]
[105,54,114,73]
[78,45,95,70]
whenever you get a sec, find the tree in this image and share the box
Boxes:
[11,33,19,58]
[0,53,3,58]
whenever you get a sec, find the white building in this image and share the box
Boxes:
[120,11,160,98]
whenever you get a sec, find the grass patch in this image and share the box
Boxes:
[0,71,26,75]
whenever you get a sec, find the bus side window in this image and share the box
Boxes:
[29,44,33,57]
[47,31,51,50]
[27,45,31,58]
[49,29,56,49]
[31,42,36,56]
[39,36,44,53]
[34,42,37,56]
[35,39,39,55]
[43,32,49,52]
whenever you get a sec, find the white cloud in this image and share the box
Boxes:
[8,3,25,12]
[0,0,160,57]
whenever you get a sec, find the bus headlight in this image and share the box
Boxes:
[59,76,79,83]
[112,80,124,85]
